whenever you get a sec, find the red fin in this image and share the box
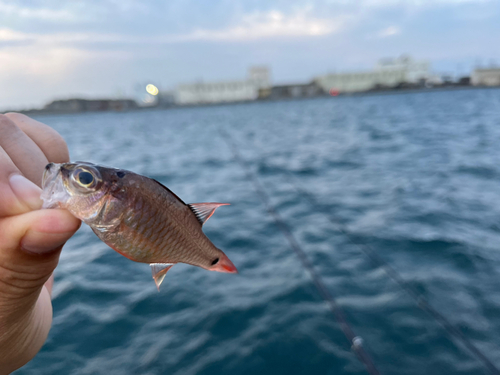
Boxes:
[188,202,230,225]
[150,263,174,291]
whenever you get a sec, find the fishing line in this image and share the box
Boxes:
[219,129,380,375]
[227,129,500,375]
[279,170,500,375]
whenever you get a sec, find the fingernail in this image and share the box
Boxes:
[9,174,42,210]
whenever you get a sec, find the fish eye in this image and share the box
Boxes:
[74,169,95,188]
[79,172,94,185]
[211,258,219,266]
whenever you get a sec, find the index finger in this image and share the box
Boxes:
[0,146,41,217]
[4,113,70,163]
[0,115,49,187]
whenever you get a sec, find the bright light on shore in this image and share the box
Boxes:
[146,84,159,96]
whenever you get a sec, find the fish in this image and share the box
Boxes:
[41,161,237,289]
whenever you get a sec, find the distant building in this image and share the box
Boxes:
[457,76,471,86]
[157,91,176,107]
[259,82,324,100]
[44,99,137,113]
[175,67,270,105]
[471,68,500,86]
[314,55,430,94]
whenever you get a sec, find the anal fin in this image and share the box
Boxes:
[150,263,175,291]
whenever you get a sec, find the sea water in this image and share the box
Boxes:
[16,88,500,375]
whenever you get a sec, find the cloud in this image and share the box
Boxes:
[0,8,342,50]
[0,27,113,47]
[0,28,26,41]
[0,2,76,21]
[376,26,400,37]
[180,11,341,41]
[0,36,132,110]
[98,10,342,43]
[0,29,34,48]
[357,0,492,5]
[1,0,499,110]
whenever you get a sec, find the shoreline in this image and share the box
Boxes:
[4,85,499,117]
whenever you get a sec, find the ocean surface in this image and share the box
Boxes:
[15,88,500,375]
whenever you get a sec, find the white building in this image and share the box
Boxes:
[314,55,431,94]
[175,67,270,105]
[471,68,500,86]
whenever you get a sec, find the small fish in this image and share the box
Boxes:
[41,162,237,289]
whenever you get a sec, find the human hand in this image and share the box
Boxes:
[0,113,81,374]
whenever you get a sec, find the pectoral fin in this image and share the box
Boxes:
[150,263,175,291]
[188,202,230,225]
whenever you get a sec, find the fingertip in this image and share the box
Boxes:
[21,231,72,255]
[14,209,81,254]
[19,210,81,255]
[0,208,80,307]
[30,209,81,235]
[4,112,26,121]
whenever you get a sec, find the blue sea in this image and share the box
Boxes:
[15,88,500,375]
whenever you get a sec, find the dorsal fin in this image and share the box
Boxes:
[188,203,230,225]
[151,179,187,205]
[150,263,175,291]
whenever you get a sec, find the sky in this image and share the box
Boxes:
[1,0,499,110]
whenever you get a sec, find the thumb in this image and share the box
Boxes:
[0,207,81,314]
[0,209,80,374]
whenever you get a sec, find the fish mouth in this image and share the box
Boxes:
[42,162,61,190]
[210,253,238,274]
[41,162,71,209]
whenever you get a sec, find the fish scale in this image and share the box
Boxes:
[41,161,237,289]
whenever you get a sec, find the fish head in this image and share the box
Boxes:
[41,162,110,222]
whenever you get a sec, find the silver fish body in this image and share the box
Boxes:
[41,162,237,288]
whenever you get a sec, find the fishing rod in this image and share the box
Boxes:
[226,128,500,375]
[219,129,380,375]
[279,170,500,375]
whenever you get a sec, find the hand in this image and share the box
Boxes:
[0,113,81,374]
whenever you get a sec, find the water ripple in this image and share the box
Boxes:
[15,88,500,375]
